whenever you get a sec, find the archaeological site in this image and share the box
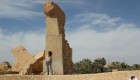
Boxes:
[10,1,73,75]
[0,1,140,80]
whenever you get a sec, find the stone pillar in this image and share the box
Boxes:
[43,2,73,75]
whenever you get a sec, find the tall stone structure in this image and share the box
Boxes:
[43,2,73,75]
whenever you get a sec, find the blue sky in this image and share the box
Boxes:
[0,0,140,65]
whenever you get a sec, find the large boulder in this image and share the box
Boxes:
[0,62,11,74]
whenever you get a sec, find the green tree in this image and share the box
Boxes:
[94,58,106,65]
[74,57,140,74]
[111,61,121,69]
[74,59,93,74]
[120,62,130,70]
[111,61,131,70]
[92,58,107,73]
[132,64,140,70]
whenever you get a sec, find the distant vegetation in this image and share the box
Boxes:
[73,58,140,74]
[1,59,140,75]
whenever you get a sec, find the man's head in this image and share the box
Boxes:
[131,76,135,80]
[48,51,52,56]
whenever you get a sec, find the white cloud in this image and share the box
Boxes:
[66,13,140,64]
[0,12,140,65]
[58,0,86,5]
[0,0,87,19]
[0,0,42,19]
[0,28,45,63]
[72,13,122,31]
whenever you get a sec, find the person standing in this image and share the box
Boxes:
[46,51,53,75]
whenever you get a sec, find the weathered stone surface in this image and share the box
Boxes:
[0,62,12,74]
[11,45,38,75]
[0,63,10,72]
[0,70,140,80]
[11,61,21,72]
[31,51,45,73]
[11,49,45,75]
[63,40,73,74]
[12,45,36,65]
[43,2,73,75]
[44,2,65,35]
[34,51,45,60]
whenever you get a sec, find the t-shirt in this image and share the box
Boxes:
[46,56,52,62]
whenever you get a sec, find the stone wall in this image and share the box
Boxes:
[43,2,73,75]
[0,70,140,80]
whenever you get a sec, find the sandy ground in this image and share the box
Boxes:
[0,70,140,80]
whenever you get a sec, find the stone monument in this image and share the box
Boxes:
[11,1,73,75]
[11,45,45,75]
[43,2,73,75]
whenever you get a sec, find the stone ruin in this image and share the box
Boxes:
[11,1,73,75]
[11,45,44,75]
[43,2,73,75]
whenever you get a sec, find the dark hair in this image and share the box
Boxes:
[131,76,135,80]
[48,51,52,56]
